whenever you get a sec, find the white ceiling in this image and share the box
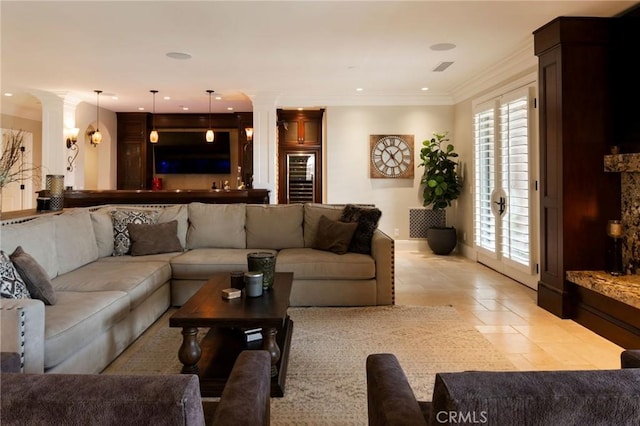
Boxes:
[1,1,637,116]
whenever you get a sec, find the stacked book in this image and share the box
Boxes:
[241,327,263,345]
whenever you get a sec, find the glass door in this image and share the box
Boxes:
[473,85,538,289]
[286,153,315,203]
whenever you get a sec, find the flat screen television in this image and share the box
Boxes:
[153,131,231,174]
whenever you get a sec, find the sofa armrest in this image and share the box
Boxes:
[621,349,640,368]
[0,298,45,373]
[212,350,271,426]
[371,229,394,305]
[366,353,428,426]
[1,373,205,426]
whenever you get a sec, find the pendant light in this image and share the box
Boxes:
[91,90,103,146]
[149,90,159,143]
[206,90,215,143]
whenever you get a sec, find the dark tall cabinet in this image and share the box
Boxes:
[534,18,621,317]
[116,112,151,189]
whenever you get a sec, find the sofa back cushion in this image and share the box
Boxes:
[303,204,345,248]
[91,208,115,257]
[187,203,246,249]
[431,369,640,426]
[54,209,99,274]
[1,217,58,279]
[246,204,304,249]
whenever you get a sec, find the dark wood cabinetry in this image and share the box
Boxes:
[534,17,621,318]
[116,112,253,190]
[116,113,151,189]
[277,110,324,204]
[278,110,322,147]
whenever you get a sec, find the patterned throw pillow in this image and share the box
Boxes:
[340,204,382,254]
[0,251,31,299]
[110,209,160,256]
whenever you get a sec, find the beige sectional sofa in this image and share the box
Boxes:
[0,202,394,375]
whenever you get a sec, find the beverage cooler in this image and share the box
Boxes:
[285,153,315,203]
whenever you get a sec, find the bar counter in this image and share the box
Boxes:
[62,189,270,208]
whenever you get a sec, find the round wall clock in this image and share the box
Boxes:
[369,134,415,178]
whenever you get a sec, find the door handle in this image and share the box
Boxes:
[494,196,506,215]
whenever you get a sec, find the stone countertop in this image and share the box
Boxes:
[604,153,640,172]
[566,270,640,310]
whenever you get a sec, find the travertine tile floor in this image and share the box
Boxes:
[394,248,624,371]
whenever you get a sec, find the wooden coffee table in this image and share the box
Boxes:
[169,272,294,397]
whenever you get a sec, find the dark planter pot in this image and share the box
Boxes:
[426,227,457,255]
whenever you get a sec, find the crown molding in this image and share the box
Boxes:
[450,37,537,103]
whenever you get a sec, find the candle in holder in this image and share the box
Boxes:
[607,220,624,276]
[607,220,624,238]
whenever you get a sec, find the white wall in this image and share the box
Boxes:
[73,102,117,189]
[325,106,455,239]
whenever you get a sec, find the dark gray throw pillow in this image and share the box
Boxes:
[8,246,55,304]
[127,220,183,256]
[312,215,358,255]
[340,204,382,254]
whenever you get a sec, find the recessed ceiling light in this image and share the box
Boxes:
[356,88,363,92]
[4,93,13,97]
[227,107,234,111]
[166,51,192,60]
[215,96,222,100]
[182,106,189,111]
[138,107,145,111]
[430,43,456,51]
[111,96,119,100]
[421,87,429,91]
[163,96,171,100]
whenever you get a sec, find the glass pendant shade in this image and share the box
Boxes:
[150,90,159,143]
[92,90,102,146]
[91,130,102,144]
[206,90,215,143]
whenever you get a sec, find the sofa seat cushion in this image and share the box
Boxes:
[276,248,375,280]
[171,249,277,280]
[51,261,171,310]
[44,290,129,370]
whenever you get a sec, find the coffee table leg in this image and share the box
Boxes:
[178,327,201,374]
[263,327,281,377]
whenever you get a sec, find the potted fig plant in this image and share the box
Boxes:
[418,131,462,255]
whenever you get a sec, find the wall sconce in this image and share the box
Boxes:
[607,219,624,276]
[65,127,79,148]
[245,127,254,142]
[65,127,80,171]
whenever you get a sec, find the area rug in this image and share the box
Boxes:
[103,305,515,425]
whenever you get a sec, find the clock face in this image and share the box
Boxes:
[370,135,414,178]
